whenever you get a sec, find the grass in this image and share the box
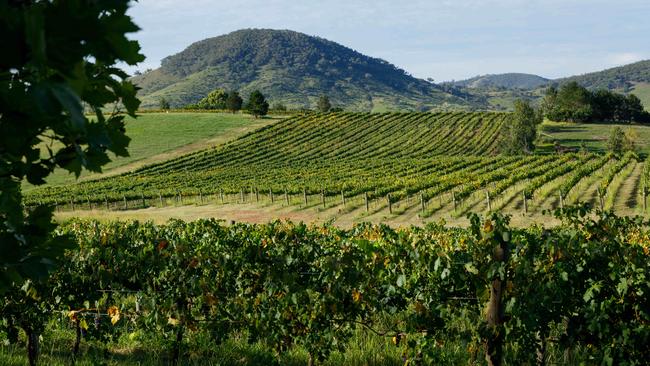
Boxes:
[23,112,277,191]
[631,82,650,111]
[537,120,650,155]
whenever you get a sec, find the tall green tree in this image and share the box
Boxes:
[317,95,331,112]
[226,91,243,113]
[159,97,171,110]
[0,1,143,291]
[246,90,269,118]
[501,100,543,155]
[197,89,227,109]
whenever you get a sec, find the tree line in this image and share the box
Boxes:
[160,91,341,117]
[542,81,650,123]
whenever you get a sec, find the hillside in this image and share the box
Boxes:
[132,29,482,111]
[556,60,650,90]
[450,73,550,90]
[25,113,276,190]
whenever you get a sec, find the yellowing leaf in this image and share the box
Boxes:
[79,319,88,330]
[352,289,362,303]
[483,220,494,233]
[167,317,180,326]
[107,306,120,325]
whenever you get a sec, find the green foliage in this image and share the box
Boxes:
[271,102,287,112]
[246,90,269,118]
[500,100,542,154]
[159,97,170,110]
[543,82,649,123]
[226,91,243,113]
[197,89,227,109]
[3,208,649,365]
[607,127,635,155]
[317,95,331,112]
[0,0,143,294]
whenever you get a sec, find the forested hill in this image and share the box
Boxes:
[556,60,650,90]
[132,29,481,111]
[449,73,550,89]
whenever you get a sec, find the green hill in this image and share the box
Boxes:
[556,60,650,90]
[450,73,550,90]
[132,29,482,111]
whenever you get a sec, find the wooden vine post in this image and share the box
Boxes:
[643,184,647,214]
[485,231,509,366]
[159,192,164,207]
[270,188,274,203]
[123,195,127,210]
[522,191,527,214]
[220,188,224,204]
[420,192,425,213]
[303,188,308,206]
[255,187,259,203]
[240,188,244,203]
[559,190,564,212]
[452,191,457,212]
[70,198,75,212]
[321,189,325,208]
[365,192,369,212]
[284,189,289,206]
[486,191,491,212]
[341,190,346,207]
[141,192,146,207]
[597,187,604,211]
[387,193,392,214]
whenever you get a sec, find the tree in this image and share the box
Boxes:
[246,90,269,118]
[317,95,331,112]
[0,1,143,363]
[607,127,627,155]
[226,91,243,113]
[197,89,227,109]
[501,100,543,155]
[159,97,171,110]
[272,102,287,112]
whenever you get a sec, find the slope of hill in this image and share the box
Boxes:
[556,60,650,90]
[450,73,550,90]
[24,113,276,190]
[132,29,482,111]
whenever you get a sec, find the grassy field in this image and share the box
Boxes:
[538,120,650,155]
[23,112,277,191]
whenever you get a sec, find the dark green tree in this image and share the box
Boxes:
[317,95,331,112]
[159,97,171,110]
[226,91,243,113]
[0,1,143,363]
[501,100,543,155]
[246,90,269,118]
[197,89,227,109]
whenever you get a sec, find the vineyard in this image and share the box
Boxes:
[24,112,648,224]
[1,208,648,365]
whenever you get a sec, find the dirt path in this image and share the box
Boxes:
[611,161,641,215]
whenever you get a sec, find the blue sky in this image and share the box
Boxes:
[125,0,650,82]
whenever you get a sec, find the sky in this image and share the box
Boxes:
[124,0,650,82]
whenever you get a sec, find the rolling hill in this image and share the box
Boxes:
[449,73,550,90]
[133,29,482,111]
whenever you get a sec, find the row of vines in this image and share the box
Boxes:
[2,206,648,365]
